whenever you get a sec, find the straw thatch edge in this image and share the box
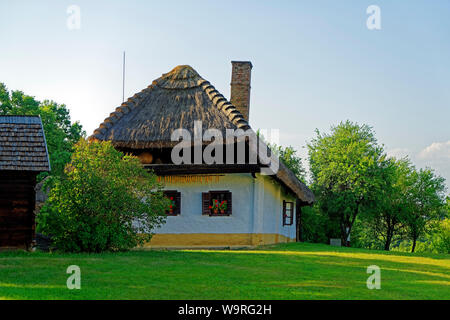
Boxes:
[90,76,251,143]
[91,84,155,139]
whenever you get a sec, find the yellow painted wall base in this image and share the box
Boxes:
[144,233,296,248]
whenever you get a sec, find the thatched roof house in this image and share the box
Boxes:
[0,115,50,249]
[92,62,314,247]
[92,64,313,204]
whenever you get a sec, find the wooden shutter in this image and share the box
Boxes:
[174,191,181,215]
[202,192,211,215]
[225,191,232,215]
[283,200,287,226]
[296,200,302,241]
[288,202,294,225]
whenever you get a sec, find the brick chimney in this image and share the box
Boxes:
[230,61,252,122]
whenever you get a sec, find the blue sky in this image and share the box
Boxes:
[0,0,449,189]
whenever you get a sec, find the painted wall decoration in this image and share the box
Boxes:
[157,175,222,184]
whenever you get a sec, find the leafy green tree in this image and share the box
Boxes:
[404,168,447,252]
[369,158,415,250]
[0,83,85,177]
[430,218,450,253]
[351,216,384,250]
[308,120,385,246]
[37,140,169,252]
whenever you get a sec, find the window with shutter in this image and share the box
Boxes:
[202,192,211,215]
[164,190,181,216]
[205,190,232,216]
[283,200,294,226]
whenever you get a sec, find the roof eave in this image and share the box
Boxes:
[275,161,315,204]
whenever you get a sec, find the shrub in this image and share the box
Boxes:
[301,204,332,244]
[37,139,169,252]
[432,219,450,254]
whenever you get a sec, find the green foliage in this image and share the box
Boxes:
[0,83,85,178]
[361,158,415,250]
[300,205,331,243]
[392,217,450,254]
[257,128,306,182]
[269,144,306,182]
[429,218,450,253]
[308,120,385,246]
[348,158,447,253]
[403,168,447,252]
[351,216,385,250]
[37,139,169,252]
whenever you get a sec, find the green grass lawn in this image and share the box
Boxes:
[0,242,448,300]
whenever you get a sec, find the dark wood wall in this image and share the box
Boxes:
[0,171,37,249]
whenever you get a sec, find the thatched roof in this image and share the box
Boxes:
[92,65,250,148]
[0,115,50,172]
[91,65,314,204]
[276,161,315,204]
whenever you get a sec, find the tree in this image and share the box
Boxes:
[0,83,85,177]
[430,217,450,254]
[308,120,385,246]
[404,168,447,252]
[367,158,414,250]
[37,139,169,252]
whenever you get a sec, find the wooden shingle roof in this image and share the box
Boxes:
[0,115,50,172]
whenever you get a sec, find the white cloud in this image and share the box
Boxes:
[416,141,450,193]
[418,140,450,160]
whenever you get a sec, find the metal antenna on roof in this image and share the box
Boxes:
[122,51,126,103]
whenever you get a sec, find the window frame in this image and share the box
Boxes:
[202,190,232,216]
[163,190,181,216]
[283,200,294,226]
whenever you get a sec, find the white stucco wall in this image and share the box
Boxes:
[154,173,253,234]
[253,174,297,240]
[153,173,296,240]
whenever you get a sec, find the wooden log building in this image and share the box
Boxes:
[0,115,50,249]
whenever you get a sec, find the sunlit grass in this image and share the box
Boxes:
[185,249,450,269]
[0,242,448,300]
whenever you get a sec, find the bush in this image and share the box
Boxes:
[432,219,450,254]
[301,204,333,244]
[37,139,169,252]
